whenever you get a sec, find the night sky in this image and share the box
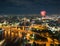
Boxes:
[0,0,60,15]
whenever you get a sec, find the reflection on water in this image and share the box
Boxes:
[0,36,60,46]
[0,26,60,46]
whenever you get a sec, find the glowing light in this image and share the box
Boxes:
[40,10,47,17]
